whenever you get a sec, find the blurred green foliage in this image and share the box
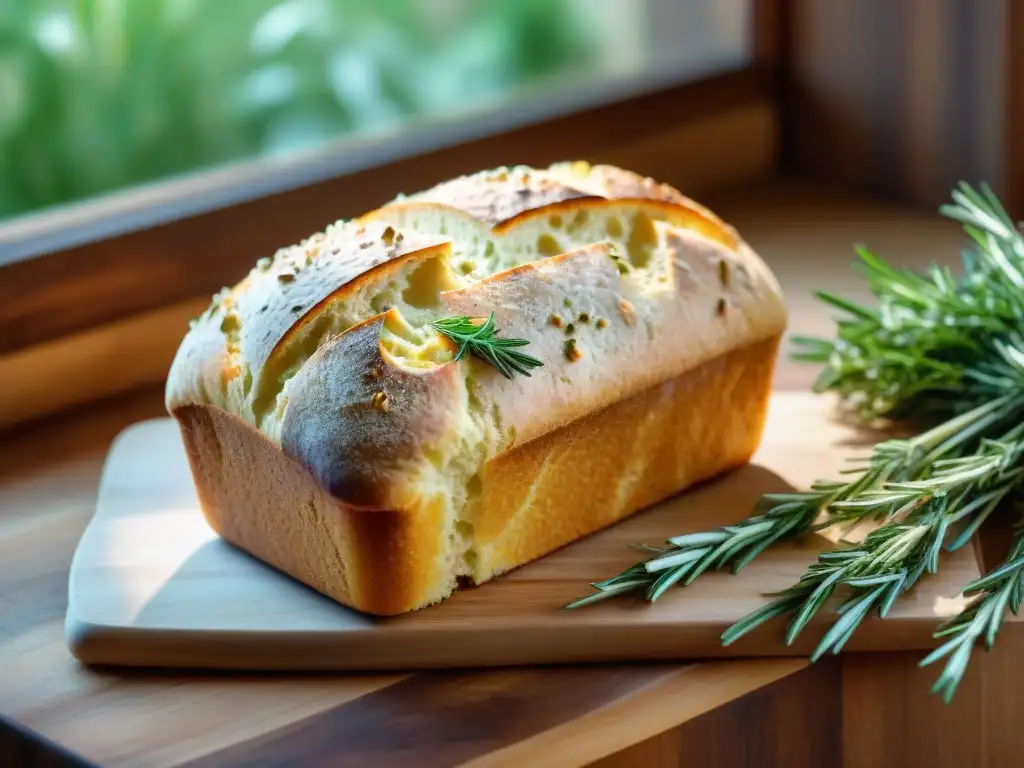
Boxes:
[0,0,599,220]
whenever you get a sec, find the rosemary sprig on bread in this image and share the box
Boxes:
[431,313,543,379]
[568,182,1024,702]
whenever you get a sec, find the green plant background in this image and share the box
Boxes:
[0,0,600,221]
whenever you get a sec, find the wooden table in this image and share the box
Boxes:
[3,181,1023,767]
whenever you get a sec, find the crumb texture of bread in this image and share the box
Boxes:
[165,161,787,615]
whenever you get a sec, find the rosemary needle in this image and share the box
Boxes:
[920,520,1024,703]
[566,182,1024,703]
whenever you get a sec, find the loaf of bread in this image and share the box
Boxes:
[165,162,787,616]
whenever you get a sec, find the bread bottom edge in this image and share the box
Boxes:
[173,333,780,615]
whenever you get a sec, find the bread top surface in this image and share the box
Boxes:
[166,162,787,510]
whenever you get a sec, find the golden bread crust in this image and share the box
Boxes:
[175,404,436,615]
[174,335,778,615]
[395,164,597,225]
[280,312,464,511]
[166,222,453,434]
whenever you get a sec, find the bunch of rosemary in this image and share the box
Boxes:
[566,183,1024,702]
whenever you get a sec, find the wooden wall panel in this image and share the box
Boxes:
[753,0,791,68]
[787,0,1018,214]
[1008,0,1024,220]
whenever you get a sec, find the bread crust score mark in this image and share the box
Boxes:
[165,162,787,614]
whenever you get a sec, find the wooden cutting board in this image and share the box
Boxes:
[65,392,982,671]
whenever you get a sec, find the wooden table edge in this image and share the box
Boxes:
[461,658,808,768]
